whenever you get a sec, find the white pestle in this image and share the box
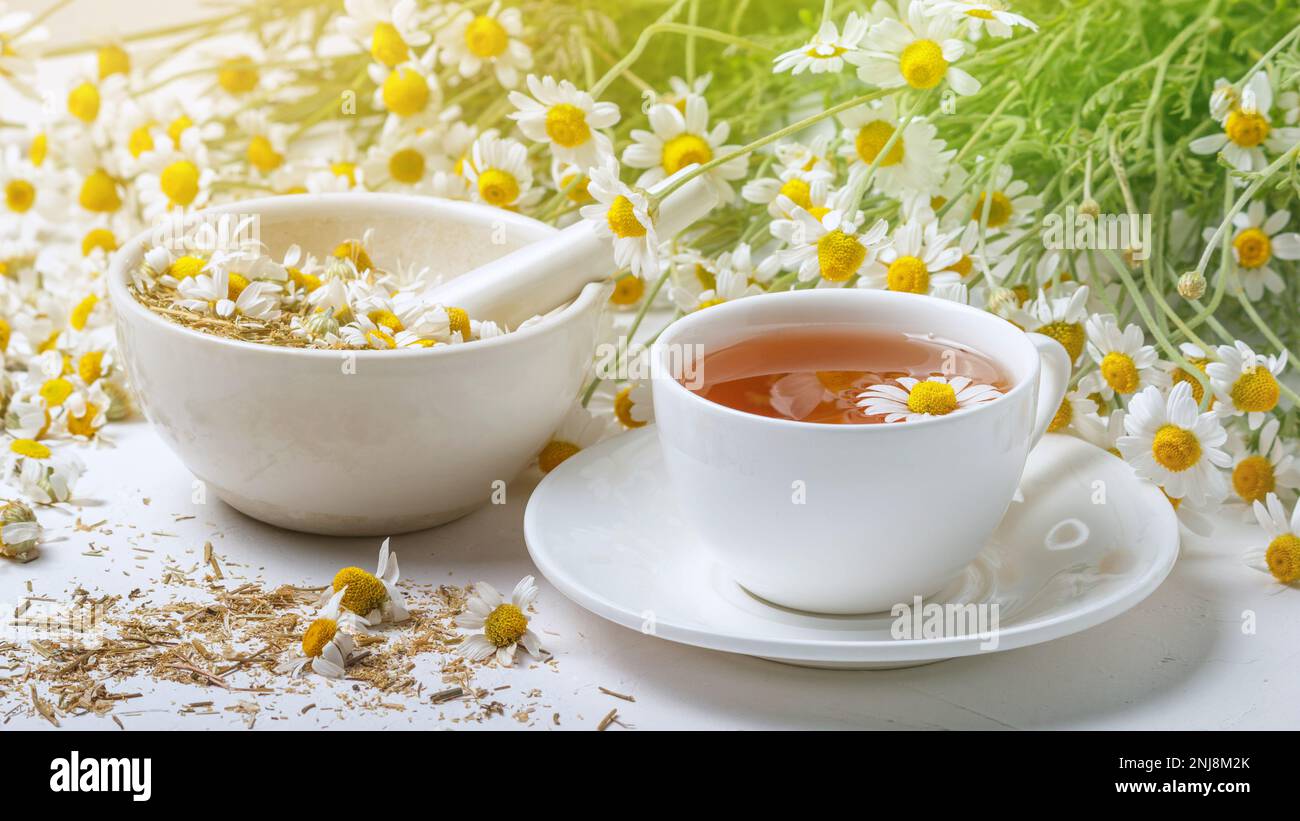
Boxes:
[424,170,719,329]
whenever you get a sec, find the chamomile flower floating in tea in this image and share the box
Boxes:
[1244,493,1300,585]
[0,500,42,563]
[1206,341,1286,430]
[456,576,544,666]
[278,586,368,679]
[323,538,409,624]
[1118,383,1231,508]
[4,439,85,504]
[856,375,1003,423]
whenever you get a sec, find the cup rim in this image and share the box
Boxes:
[652,288,1044,433]
[106,192,607,361]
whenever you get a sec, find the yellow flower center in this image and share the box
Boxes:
[1100,351,1140,394]
[855,120,904,167]
[0,317,9,352]
[167,115,193,148]
[4,179,34,213]
[67,402,101,438]
[78,351,105,384]
[40,378,74,407]
[465,15,509,58]
[160,160,201,207]
[79,169,121,213]
[898,39,948,90]
[371,21,409,67]
[476,168,520,206]
[559,172,591,203]
[446,306,471,341]
[1172,358,1210,405]
[382,67,430,117]
[248,135,283,173]
[10,439,51,459]
[971,191,1013,227]
[1232,227,1271,268]
[127,124,155,158]
[606,195,646,238]
[967,8,996,19]
[388,148,425,183]
[538,439,580,473]
[217,56,258,94]
[1151,424,1202,472]
[1225,109,1269,148]
[947,254,973,278]
[1265,533,1300,584]
[67,81,101,123]
[169,255,206,279]
[816,229,866,282]
[483,603,529,647]
[331,161,357,187]
[807,205,831,220]
[30,133,47,167]
[545,103,591,148]
[610,273,644,306]
[81,228,117,256]
[332,566,389,615]
[1047,395,1072,432]
[97,44,130,80]
[301,617,338,658]
[614,386,646,429]
[1036,321,1085,362]
[227,273,250,301]
[778,177,812,211]
[694,263,716,291]
[885,255,930,294]
[1232,454,1275,504]
[289,268,321,291]
[368,308,403,333]
[70,294,98,330]
[1230,366,1280,413]
[333,239,373,273]
[907,381,958,416]
[661,133,712,175]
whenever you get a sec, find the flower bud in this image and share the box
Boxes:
[1078,198,1101,219]
[305,309,340,338]
[0,501,41,563]
[1178,271,1207,300]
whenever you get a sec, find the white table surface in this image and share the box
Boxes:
[3,407,1297,731]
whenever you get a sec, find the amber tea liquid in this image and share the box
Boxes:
[690,325,1012,424]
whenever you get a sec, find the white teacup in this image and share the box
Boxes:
[651,289,1071,614]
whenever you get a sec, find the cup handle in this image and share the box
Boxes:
[1026,333,1073,450]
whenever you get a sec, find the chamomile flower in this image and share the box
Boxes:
[741,165,833,218]
[611,382,653,429]
[671,264,763,312]
[537,402,612,474]
[136,135,215,219]
[1226,419,1300,514]
[857,375,1003,423]
[360,118,443,191]
[456,575,545,666]
[176,266,281,321]
[369,49,440,120]
[0,145,61,239]
[337,0,430,68]
[1117,382,1231,506]
[463,133,541,210]
[774,208,890,285]
[856,220,962,294]
[1245,493,1300,584]
[5,438,85,503]
[963,163,1041,233]
[655,73,711,110]
[837,99,954,196]
[1204,200,1300,300]
[1013,286,1091,365]
[0,500,41,563]
[321,538,409,623]
[773,11,869,75]
[437,1,533,88]
[1083,314,1168,398]
[621,94,747,203]
[847,0,980,95]
[277,586,367,679]
[1190,72,1300,174]
[1206,340,1286,429]
[236,110,290,175]
[925,1,1037,40]
[580,160,658,278]
[508,74,619,169]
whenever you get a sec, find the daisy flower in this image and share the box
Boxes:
[1206,340,1286,429]
[337,0,430,68]
[0,144,62,239]
[508,74,619,169]
[456,576,545,666]
[176,264,282,322]
[236,109,290,175]
[964,163,1041,234]
[857,375,1003,423]
[1203,200,1300,300]
[1190,72,1300,174]
[621,94,747,203]
[774,208,890,285]
[0,500,41,563]
[741,165,833,218]
[772,134,835,175]
[136,133,215,219]
[837,98,954,196]
[847,0,980,96]
[1245,493,1300,584]
[611,382,653,429]
[856,220,963,294]
[1117,382,1231,507]
[1013,286,1091,365]
[322,538,410,623]
[925,1,1037,40]
[437,1,533,88]
[360,118,444,191]
[277,586,367,679]
[5,438,85,504]
[463,133,541,210]
[369,49,440,121]
[772,11,869,75]
[1083,314,1169,398]
[1226,419,1300,514]
[537,402,612,474]
[580,160,658,278]
[655,73,711,111]
[671,264,763,312]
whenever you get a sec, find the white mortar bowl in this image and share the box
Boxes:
[108,193,608,536]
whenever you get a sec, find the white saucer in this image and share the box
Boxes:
[524,427,1179,669]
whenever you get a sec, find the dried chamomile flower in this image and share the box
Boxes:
[320,537,409,623]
